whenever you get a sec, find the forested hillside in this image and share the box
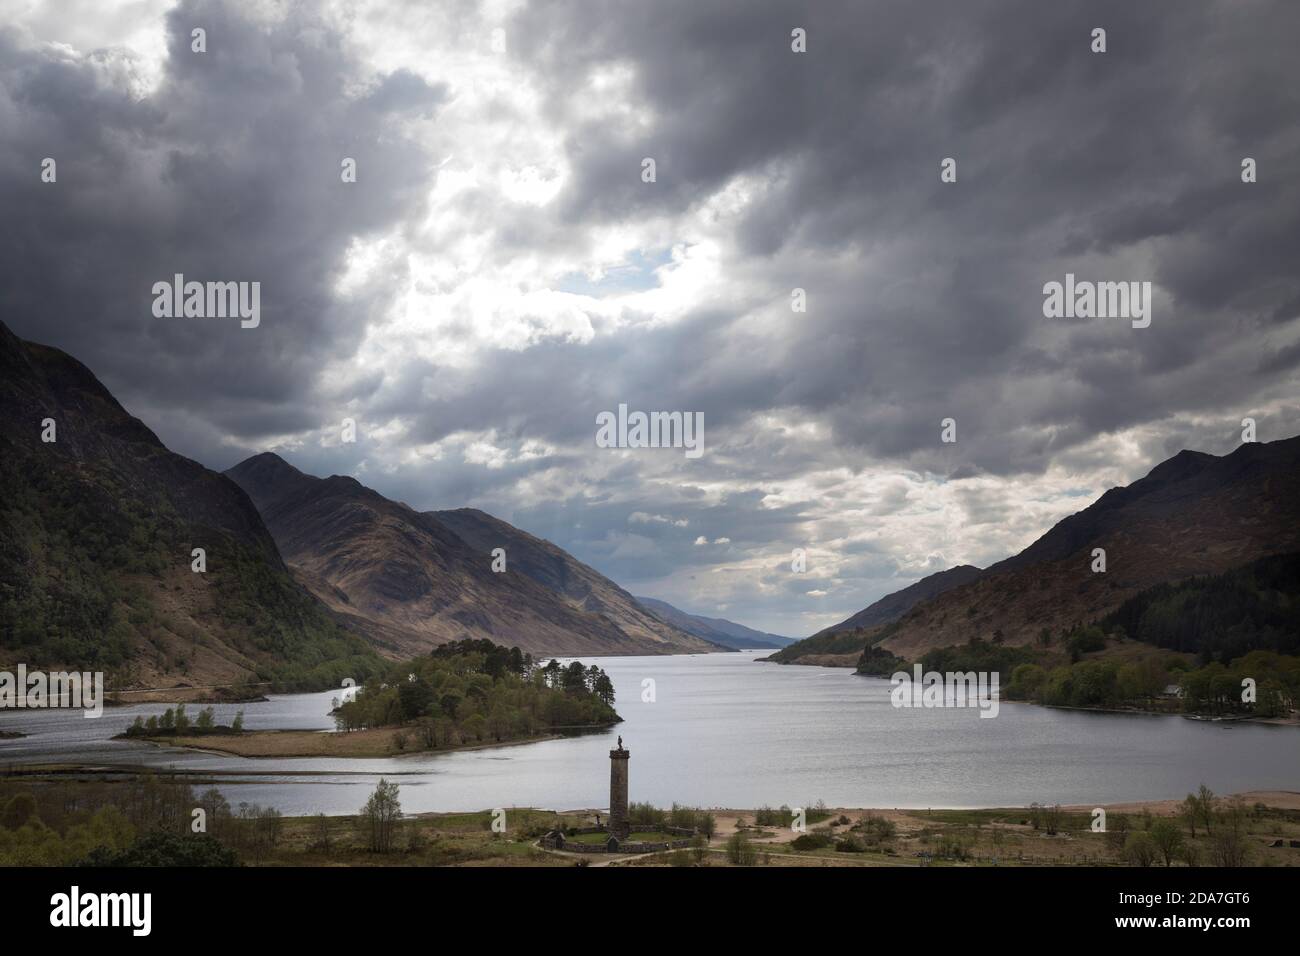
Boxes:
[1102,552,1300,661]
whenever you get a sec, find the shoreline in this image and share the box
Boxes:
[760,658,1300,726]
[117,727,572,759]
[101,685,274,706]
[5,757,1295,818]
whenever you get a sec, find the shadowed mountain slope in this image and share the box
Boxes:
[226,455,717,658]
[767,565,983,664]
[0,320,378,689]
[876,437,1300,659]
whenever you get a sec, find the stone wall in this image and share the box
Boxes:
[542,823,699,854]
[618,838,695,853]
[560,841,610,854]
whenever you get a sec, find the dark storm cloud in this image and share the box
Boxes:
[0,0,443,465]
[2,0,1298,635]
[515,1,814,226]
[404,0,1297,631]
[501,0,1300,477]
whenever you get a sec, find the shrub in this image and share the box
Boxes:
[790,832,833,851]
[725,832,758,866]
[1124,831,1158,867]
[1,794,38,830]
[78,830,238,867]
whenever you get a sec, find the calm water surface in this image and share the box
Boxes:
[2,652,1297,815]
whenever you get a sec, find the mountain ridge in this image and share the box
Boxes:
[432,506,729,653]
[823,564,984,635]
[226,454,719,658]
[765,564,983,664]
[632,596,794,650]
[876,436,1300,660]
[0,321,378,689]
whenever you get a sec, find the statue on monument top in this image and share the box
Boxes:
[617,735,623,749]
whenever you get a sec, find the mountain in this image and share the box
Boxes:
[0,321,378,689]
[875,437,1300,660]
[766,565,983,664]
[431,508,726,653]
[226,455,718,658]
[631,596,794,650]
[824,565,984,635]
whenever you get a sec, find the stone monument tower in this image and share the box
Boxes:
[609,736,630,839]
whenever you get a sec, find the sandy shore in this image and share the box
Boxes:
[128,727,564,759]
[552,790,1300,843]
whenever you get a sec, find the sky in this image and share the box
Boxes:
[1,0,1297,637]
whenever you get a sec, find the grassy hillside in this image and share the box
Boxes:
[766,626,878,663]
[225,454,717,658]
[0,322,380,691]
[875,439,1300,660]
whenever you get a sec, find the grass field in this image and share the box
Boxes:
[231,794,1300,867]
[239,808,588,866]
[6,769,1296,868]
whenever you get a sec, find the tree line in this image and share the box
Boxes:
[1006,648,1298,717]
[123,704,245,737]
[1101,552,1300,662]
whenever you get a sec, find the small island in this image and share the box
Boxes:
[120,639,621,759]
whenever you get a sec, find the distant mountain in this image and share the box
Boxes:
[432,508,730,654]
[766,565,983,664]
[876,437,1300,660]
[226,455,717,658]
[0,321,378,689]
[631,596,794,650]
